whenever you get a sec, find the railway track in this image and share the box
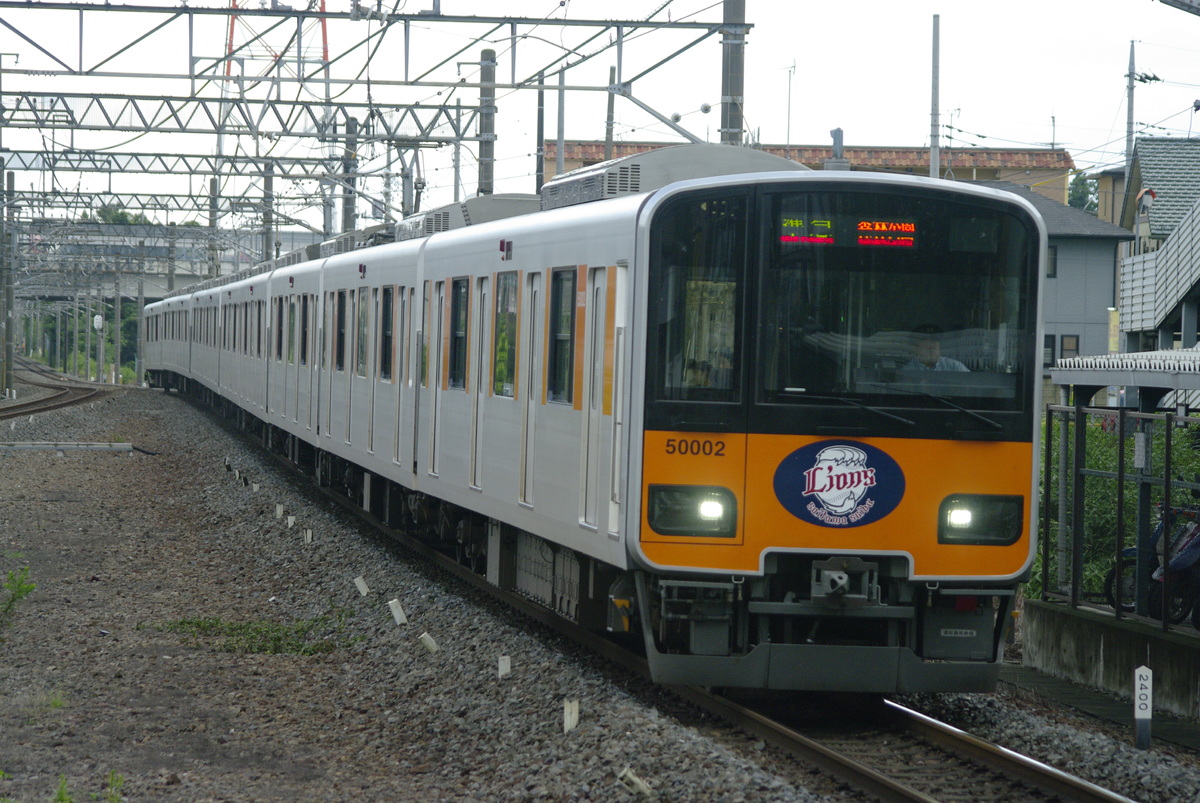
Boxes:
[231,413,1136,803]
[0,358,105,420]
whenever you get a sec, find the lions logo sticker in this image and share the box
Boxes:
[773,441,905,528]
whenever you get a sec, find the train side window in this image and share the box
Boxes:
[335,290,347,372]
[287,296,297,365]
[300,295,310,366]
[449,277,469,389]
[493,270,518,397]
[356,288,369,378]
[380,286,394,381]
[548,268,576,404]
[274,299,284,361]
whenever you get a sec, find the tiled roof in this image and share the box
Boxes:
[543,141,1076,171]
[974,181,1133,240]
[1132,137,1200,239]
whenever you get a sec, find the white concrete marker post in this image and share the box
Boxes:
[563,699,579,734]
[419,632,439,653]
[275,503,284,520]
[498,656,511,679]
[304,528,312,544]
[1135,665,1153,749]
[388,599,407,625]
[353,576,370,596]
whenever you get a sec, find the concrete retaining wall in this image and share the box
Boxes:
[1023,599,1200,720]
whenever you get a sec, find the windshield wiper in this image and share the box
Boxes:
[781,390,916,426]
[881,385,1003,430]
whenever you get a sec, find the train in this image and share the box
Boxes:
[143,144,1045,693]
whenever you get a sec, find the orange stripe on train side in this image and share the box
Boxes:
[639,432,1034,578]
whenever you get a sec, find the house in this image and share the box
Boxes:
[1113,138,1200,352]
[541,141,1076,204]
[972,182,1133,380]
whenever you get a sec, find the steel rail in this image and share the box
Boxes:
[205,397,1136,803]
[883,700,1137,803]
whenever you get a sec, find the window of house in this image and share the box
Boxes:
[1043,334,1055,367]
[1060,334,1079,359]
[548,268,576,403]
[1046,245,1058,278]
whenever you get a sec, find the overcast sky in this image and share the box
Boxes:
[3,0,1200,222]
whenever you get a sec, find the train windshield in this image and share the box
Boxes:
[760,190,1035,410]
[647,184,1040,436]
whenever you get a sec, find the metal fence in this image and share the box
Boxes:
[1041,404,1200,634]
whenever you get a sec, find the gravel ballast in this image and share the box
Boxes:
[1,384,1198,802]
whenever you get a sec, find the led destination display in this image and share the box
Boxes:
[779,216,918,248]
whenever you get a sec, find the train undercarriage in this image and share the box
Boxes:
[153,371,1016,693]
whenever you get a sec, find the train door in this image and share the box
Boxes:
[368,287,379,453]
[470,276,490,489]
[429,281,445,476]
[582,267,607,528]
[284,295,295,422]
[300,293,312,429]
[520,271,543,505]
[323,291,335,438]
[608,262,627,537]
[393,286,409,469]
[412,283,428,475]
[346,288,359,445]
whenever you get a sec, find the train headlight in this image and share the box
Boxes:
[648,485,737,538]
[938,495,1023,545]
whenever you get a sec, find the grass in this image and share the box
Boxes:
[157,605,355,655]
[0,564,36,640]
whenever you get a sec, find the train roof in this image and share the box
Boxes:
[539,143,809,210]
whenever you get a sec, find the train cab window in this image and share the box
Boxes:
[757,190,1036,419]
[380,287,393,381]
[335,290,347,372]
[548,268,576,403]
[493,271,518,397]
[647,194,747,404]
[449,277,469,389]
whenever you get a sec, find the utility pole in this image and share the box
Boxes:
[1126,41,1135,189]
[479,49,496,195]
[342,118,358,234]
[0,158,7,398]
[930,15,941,179]
[719,0,746,145]
[3,169,13,395]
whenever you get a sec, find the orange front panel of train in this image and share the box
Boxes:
[639,432,1034,580]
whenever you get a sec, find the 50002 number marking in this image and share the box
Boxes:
[665,438,725,456]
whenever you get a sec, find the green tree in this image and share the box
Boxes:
[1068,173,1098,215]
[95,204,151,225]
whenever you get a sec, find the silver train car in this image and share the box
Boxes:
[144,145,1044,693]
